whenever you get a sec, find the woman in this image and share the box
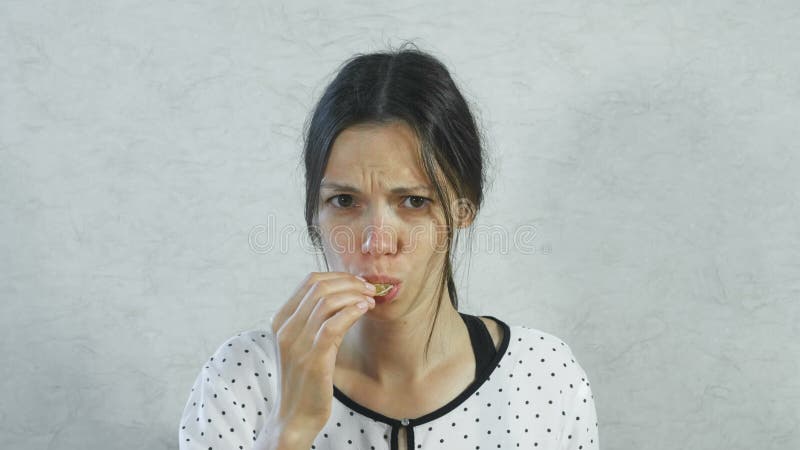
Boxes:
[179,45,599,450]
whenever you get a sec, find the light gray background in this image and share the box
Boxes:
[2,1,798,449]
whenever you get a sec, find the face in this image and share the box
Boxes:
[316,121,452,315]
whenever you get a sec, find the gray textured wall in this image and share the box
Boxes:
[2,1,798,449]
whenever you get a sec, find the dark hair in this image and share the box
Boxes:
[302,43,490,361]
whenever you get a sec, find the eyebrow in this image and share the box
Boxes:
[320,182,432,195]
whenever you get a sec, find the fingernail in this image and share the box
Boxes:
[356,301,369,310]
[355,275,366,282]
[364,282,376,291]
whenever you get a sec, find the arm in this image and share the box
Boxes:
[557,362,600,450]
[178,331,278,450]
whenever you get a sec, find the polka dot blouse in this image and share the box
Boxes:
[179,316,599,449]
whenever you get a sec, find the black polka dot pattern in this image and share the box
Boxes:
[179,331,278,449]
[179,323,599,449]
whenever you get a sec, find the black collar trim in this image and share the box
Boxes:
[332,315,511,427]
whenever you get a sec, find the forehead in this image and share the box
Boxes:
[323,121,430,187]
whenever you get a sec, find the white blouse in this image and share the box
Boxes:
[179,316,600,450]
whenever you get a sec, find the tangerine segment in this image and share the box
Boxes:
[374,283,393,296]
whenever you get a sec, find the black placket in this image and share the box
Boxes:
[390,418,415,450]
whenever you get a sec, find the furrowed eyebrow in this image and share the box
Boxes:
[320,182,432,195]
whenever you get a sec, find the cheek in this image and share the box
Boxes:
[324,226,362,255]
[318,209,445,254]
[433,224,450,252]
[404,222,450,253]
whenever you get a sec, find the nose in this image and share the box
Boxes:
[361,206,397,256]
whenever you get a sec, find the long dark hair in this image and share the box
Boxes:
[302,43,490,361]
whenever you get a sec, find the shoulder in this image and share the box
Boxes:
[509,323,574,349]
[485,317,591,378]
[480,316,576,354]
[216,328,277,356]
[510,322,584,363]
[203,329,279,374]
[509,323,592,386]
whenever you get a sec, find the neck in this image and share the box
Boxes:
[337,290,468,386]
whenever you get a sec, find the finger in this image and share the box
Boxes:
[302,290,375,339]
[272,272,352,334]
[312,302,371,354]
[282,276,376,343]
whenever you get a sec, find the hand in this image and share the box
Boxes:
[262,272,378,445]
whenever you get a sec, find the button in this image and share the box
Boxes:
[400,418,410,426]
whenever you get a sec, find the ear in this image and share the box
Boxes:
[452,198,476,229]
[456,216,474,229]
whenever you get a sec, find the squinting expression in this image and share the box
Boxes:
[316,121,451,305]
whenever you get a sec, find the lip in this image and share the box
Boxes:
[360,274,402,285]
[359,274,402,304]
[372,282,400,304]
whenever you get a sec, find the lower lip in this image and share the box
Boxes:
[373,283,400,304]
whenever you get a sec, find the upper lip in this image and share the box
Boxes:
[360,274,402,285]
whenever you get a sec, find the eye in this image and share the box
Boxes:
[328,194,356,208]
[326,194,431,210]
[403,196,432,209]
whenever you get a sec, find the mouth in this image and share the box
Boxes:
[373,283,394,296]
[360,274,402,286]
[360,274,402,304]
[372,282,400,304]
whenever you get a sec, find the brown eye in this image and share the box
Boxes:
[329,194,355,208]
[404,196,431,209]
